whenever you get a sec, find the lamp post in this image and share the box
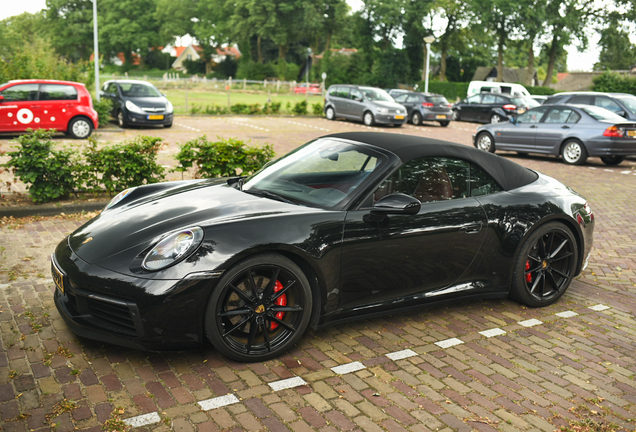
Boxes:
[92,0,100,102]
[423,36,435,94]
[305,48,312,105]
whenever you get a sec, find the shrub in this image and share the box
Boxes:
[174,136,275,178]
[231,103,263,115]
[526,86,556,96]
[3,129,79,203]
[592,72,636,94]
[421,81,470,101]
[312,102,324,116]
[265,102,282,114]
[83,136,166,195]
[291,100,307,115]
[93,98,113,127]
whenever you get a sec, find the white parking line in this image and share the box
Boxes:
[479,328,507,338]
[589,304,611,311]
[198,394,240,411]
[518,318,543,327]
[123,412,161,427]
[225,119,269,132]
[386,349,418,360]
[331,361,366,375]
[555,311,579,318]
[285,120,330,132]
[435,338,464,348]
[269,376,307,391]
[176,123,201,132]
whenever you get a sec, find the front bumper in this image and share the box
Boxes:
[374,114,406,125]
[124,111,173,126]
[52,241,214,351]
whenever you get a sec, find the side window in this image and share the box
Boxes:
[39,84,78,101]
[373,157,469,204]
[481,94,497,104]
[406,94,420,103]
[394,94,408,102]
[595,97,621,113]
[328,86,339,97]
[349,88,362,101]
[495,96,508,104]
[516,107,548,124]
[107,83,118,94]
[566,111,581,124]
[568,96,592,105]
[1,84,39,101]
[544,108,574,124]
[467,95,481,104]
[469,164,503,197]
[337,87,350,98]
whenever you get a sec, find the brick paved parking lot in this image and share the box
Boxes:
[1,116,635,431]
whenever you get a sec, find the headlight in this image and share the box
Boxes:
[125,100,144,114]
[142,227,204,271]
[165,100,173,113]
[377,107,388,114]
[105,187,136,210]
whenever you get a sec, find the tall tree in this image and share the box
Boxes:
[595,22,636,70]
[515,0,548,86]
[45,0,94,61]
[473,0,518,82]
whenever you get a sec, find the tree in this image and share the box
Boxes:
[514,0,548,86]
[45,0,94,61]
[594,22,636,70]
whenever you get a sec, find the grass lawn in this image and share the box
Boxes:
[161,89,324,114]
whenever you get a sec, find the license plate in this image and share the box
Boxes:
[148,115,164,120]
[51,261,64,293]
[518,108,526,114]
[394,115,404,120]
[436,115,446,119]
[627,130,636,137]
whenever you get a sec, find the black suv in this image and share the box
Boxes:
[452,92,540,124]
[392,92,453,127]
[544,92,636,121]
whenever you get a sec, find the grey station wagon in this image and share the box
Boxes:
[324,85,407,127]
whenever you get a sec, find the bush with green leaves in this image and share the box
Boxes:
[3,129,79,203]
[265,102,282,114]
[592,72,636,94]
[291,100,308,115]
[526,86,556,96]
[93,97,113,127]
[174,136,275,178]
[422,81,470,101]
[83,136,166,195]
[312,102,324,116]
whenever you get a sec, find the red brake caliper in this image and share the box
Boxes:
[525,260,532,283]
[270,280,287,330]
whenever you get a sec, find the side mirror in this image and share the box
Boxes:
[371,193,421,218]
[353,96,363,102]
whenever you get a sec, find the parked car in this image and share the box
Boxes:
[324,85,407,126]
[544,91,636,121]
[392,92,453,127]
[100,80,173,128]
[51,132,593,361]
[473,103,636,165]
[467,81,530,97]
[0,79,98,139]
[453,92,540,124]
[530,95,549,105]
[386,88,410,98]
[294,83,321,95]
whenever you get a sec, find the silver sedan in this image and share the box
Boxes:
[472,104,636,165]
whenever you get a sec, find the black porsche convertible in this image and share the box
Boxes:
[52,132,594,361]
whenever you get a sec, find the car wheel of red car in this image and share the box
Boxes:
[68,117,93,139]
[117,111,127,128]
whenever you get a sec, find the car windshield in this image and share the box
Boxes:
[580,106,627,122]
[360,87,393,102]
[243,139,386,209]
[119,82,162,97]
[615,96,636,115]
[511,97,540,108]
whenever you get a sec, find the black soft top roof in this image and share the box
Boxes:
[326,132,538,191]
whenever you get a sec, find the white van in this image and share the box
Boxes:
[467,81,530,97]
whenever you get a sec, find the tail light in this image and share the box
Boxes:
[422,102,434,107]
[603,126,624,137]
[502,104,517,111]
[447,104,452,108]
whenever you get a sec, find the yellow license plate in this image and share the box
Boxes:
[394,115,404,120]
[627,130,636,137]
[518,108,526,114]
[148,115,164,120]
[436,115,446,119]
[52,262,64,293]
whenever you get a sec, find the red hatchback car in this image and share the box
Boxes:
[0,79,99,139]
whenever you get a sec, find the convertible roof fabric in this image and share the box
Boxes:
[326,132,538,191]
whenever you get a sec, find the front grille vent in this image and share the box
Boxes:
[86,296,139,335]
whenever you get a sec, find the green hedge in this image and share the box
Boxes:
[417,81,469,101]
[592,72,636,95]
[526,86,556,96]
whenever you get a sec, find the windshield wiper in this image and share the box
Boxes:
[244,189,295,205]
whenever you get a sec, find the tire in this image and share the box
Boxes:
[452,110,460,121]
[561,140,588,165]
[412,112,422,126]
[163,123,173,128]
[363,111,375,126]
[475,132,495,153]
[517,152,528,156]
[204,253,312,362]
[439,121,450,127]
[325,106,335,120]
[394,123,403,127]
[68,117,93,139]
[490,113,502,124]
[510,222,578,307]
[600,155,624,166]
[117,110,127,128]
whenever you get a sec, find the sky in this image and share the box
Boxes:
[1,0,602,73]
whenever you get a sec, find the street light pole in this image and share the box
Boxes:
[92,0,100,102]
[423,36,435,93]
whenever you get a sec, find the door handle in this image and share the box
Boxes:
[561,125,570,129]
[530,125,538,128]
[460,222,482,234]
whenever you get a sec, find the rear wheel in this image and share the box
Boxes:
[475,132,495,153]
[490,113,502,124]
[411,112,422,126]
[510,222,578,307]
[600,156,624,166]
[363,111,375,126]
[325,106,335,120]
[452,110,460,121]
[439,121,450,127]
[561,140,587,165]
[68,117,93,139]
[204,254,312,362]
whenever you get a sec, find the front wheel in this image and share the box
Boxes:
[117,110,127,128]
[325,106,335,120]
[363,111,375,126]
[452,110,460,121]
[490,113,502,124]
[68,117,93,139]
[475,132,495,153]
[561,140,587,165]
[204,254,312,362]
[600,155,624,166]
[510,222,578,307]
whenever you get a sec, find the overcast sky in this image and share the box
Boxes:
[2,0,601,72]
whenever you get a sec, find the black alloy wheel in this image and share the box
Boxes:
[204,254,312,362]
[510,222,578,307]
[600,156,625,166]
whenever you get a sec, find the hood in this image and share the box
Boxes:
[126,96,168,108]
[68,181,310,266]
[373,101,406,111]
